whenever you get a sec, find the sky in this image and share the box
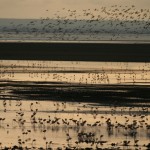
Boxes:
[0,0,150,19]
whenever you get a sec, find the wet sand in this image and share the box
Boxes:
[1,80,150,107]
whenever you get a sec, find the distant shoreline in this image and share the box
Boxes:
[1,40,150,44]
[0,41,150,62]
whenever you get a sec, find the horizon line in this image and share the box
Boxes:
[1,40,150,44]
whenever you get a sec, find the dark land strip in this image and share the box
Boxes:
[0,42,150,62]
[0,80,150,106]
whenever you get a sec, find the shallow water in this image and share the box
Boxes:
[1,100,150,149]
[0,60,150,85]
[0,60,150,149]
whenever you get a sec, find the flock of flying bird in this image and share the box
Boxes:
[0,5,150,41]
[0,4,150,150]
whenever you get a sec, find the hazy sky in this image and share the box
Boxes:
[0,0,150,19]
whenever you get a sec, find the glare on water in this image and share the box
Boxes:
[0,60,150,85]
[0,60,150,149]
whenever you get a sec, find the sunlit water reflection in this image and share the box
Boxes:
[0,60,150,85]
[0,60,150,149]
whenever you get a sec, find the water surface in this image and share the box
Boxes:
[0,60,150,149]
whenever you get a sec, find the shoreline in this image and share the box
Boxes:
[1,80,150,106]
[0,41,150,62]
[1,40,150,44]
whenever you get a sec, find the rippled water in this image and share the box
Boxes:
[0,60,150,85]
[0,60,150,149]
